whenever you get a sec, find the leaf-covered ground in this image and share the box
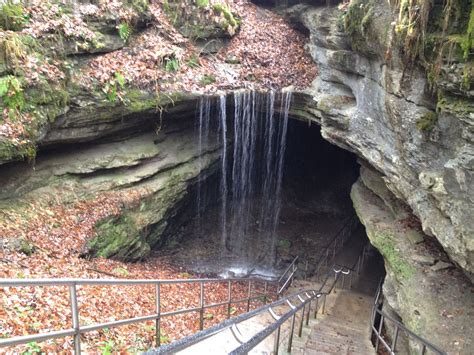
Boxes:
[0,0,316,149]
[0,189,276,353]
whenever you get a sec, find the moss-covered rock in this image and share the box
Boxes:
[351,167,474,353]
[163,0,239,39]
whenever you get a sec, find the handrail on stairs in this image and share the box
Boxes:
[148,245,369,354]
[305,216,359,278]
[277,255,298,295]
[278,216,358,294]
[371,280,446,355]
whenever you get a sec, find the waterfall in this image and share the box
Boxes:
[196,90,292,267]
[218,94,228,250]
[196,96,211,234]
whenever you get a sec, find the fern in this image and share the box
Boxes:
[118,22,132,42]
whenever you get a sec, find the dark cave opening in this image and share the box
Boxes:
[157,100,384,280]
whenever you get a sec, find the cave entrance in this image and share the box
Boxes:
[155,92,382,280]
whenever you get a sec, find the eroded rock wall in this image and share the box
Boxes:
[290,1,473,279]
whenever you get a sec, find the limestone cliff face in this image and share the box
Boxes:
[290,1,473,278]
[285,1,473,352]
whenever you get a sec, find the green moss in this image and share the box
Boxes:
[436,90,473,117]
[416,111,438,131]
[372,230,415,282]
[460,6,474,59]
[213,3,238,27]
[342,0,376,55]
[0,0,26,31]
[89,216,150,261]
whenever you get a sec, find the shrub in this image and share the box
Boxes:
[0,0,26,31]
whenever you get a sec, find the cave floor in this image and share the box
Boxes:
[152,191,354,279]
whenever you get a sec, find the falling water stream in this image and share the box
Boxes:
[197,90,292,275]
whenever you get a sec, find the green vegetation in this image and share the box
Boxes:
[89,215,150,260]
[199,74,216,85]
[0,75,25,120]
[416,111,438,131]
[103,72,126,103]
[372,230,415,282]
[186,54,201,68]
[118,22,132,42]
[460,7,474,59]
[0,0,27,31]
[22,341,42,355]
[98,340,115,355]
[213,3,239,31]
[0,32,31,70]
[165,56,180,72]
[129,0,149,13]
[160,331,170,344]
[342,0,375,55]
[196,0,209,8]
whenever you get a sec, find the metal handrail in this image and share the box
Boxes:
[307,217,358,277]
[148,264,346,354]
[293,217,359,282]
[278,255,298,284]
[371,281,446,355]
[0,276,276,352]
[150,245,369,354]
[277,256,298,295]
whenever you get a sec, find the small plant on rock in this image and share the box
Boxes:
[165,55,180,72]
[103,72,127,103]
[118,22,132,42]
[0,75,25,120]
[199,74,216,85]
[0,0,27,31]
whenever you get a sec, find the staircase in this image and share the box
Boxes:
[289,280,375,354]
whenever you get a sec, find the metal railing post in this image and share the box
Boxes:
[227,280,232,319]
[306,300,311,326]
[264,281,268,301]
[375,314,384,351]
[247,280,251,312]
[69,283,80,354]
[199,282,204,331]
[298,305,305,337]
[287,313,296,352]
[273,325,281,354]
[314,297,319,319]
[322,294,326,314]
[304,260,308,280]
[393,326,399,352]
[155,283,161,347]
